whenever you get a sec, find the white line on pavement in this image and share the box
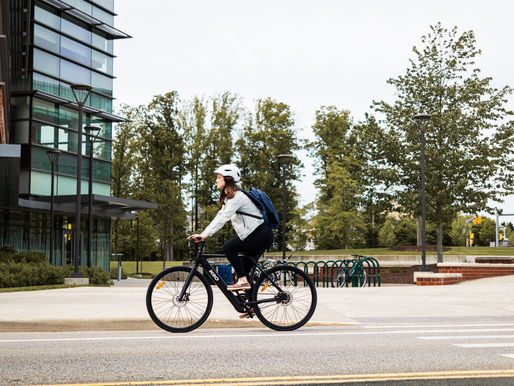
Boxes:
[418,335,514,340]
[4,328,514,343]
[455,343,514,348]
[500,354,514,359]
[365,323,514,329]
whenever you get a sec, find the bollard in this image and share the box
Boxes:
[117,259,121,281]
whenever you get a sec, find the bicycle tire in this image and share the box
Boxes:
[146,266,213,333]
[331,267,347,288]
[252,265,317,331]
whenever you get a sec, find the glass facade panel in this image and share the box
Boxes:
[92,50,113,75]
[61,36,91,67]
[90,93,112,112]
[61,18,91,44]
[33,49,59,77]
[34,5,60,30]
[91,72,112,96]
[92,140,111,161]
[58,128,72,152]
[34,122,56,147]
[33,98,58,123]
[92,0,114,12]
[34,24,60,53]
[33,72,60,95]
[61,0,92,15]
[60,59,91,84]
[94,159,111,182]
[92,32,113,54]
[92,6,114,25]
[89,118,112,139]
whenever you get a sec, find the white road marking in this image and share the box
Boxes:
[365,323,514,329]
[419,335,514,340]
[4,327,514,343]
[455,343,514,348]
[499,354,514,359]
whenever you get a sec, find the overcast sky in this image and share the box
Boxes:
[112,0,514,217]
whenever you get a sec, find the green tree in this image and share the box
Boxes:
[138,92,187,260]
[308,106,367,249]
[394,217,417,246]
[472,216,496,246]
[236,98,302,251]
[374,23,514,262]
[198,92,242,253]
[378,217,396,247]
[449,213,473,246]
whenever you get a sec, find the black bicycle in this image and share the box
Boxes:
[146,240,317,332]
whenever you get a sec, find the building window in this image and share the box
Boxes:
[60,36,92,67]
[61,18,91,45]
[33,72,60,96]
[91,72,112,96]
[33,49,59,77]
[34,5,60,30]
[60,58,91,85]
[92,32,113,54]
[34,24,60,53]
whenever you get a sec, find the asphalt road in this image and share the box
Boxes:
[1,317,514,385]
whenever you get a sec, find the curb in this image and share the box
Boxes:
[0,319,359,333]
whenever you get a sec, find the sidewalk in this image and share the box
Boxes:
[1,275,514,332]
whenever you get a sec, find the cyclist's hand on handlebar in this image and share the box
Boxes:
[187,234,208,243]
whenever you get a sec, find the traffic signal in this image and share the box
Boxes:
[500,233,503,241]
[477,215,482,224]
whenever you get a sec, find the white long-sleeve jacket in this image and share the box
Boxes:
[200,191,264,241]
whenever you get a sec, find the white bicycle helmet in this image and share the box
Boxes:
[214,164,241,182]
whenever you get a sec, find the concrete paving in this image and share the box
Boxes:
[1,275,513,331]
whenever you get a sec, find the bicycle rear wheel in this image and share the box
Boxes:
[146,266,213,333]
[252,265,317,331]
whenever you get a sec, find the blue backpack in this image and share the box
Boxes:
[237,188,280,229]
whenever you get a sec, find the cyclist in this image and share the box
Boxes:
[187,164,274,292]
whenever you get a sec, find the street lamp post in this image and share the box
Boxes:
[85,126,101,268]
[47,149,61,265]
[278,154,294,260]
[413,113,431,271]
[70,84,92,277]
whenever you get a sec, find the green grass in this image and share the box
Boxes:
[266,246,514,257]
[110,260,184,277]
[0,284,88,293]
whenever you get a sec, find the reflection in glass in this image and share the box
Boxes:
[34,5,60,30]
[33,49,59,77]
[61,36,91,67]
[33,73,60,96]
[61,18,91,44]
[34,25,60,53]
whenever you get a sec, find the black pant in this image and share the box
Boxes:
[222,224,274,278]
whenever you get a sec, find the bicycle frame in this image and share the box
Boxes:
[179,241,283,313]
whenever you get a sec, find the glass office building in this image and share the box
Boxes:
[0,0,155,271]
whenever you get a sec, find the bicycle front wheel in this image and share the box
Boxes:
[146,266,213,333]
[252,265,317,331]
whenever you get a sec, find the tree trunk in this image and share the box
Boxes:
[437,221,444,263]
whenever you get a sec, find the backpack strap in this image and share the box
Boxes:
[236,210,263,220]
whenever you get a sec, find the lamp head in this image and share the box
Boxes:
[70,84,93,104]
[85,126,101,138]
[46,148,61,164]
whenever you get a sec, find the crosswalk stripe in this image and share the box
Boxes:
[455,343,514,348]
[500,354,514,359]
[419,335,514,340]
